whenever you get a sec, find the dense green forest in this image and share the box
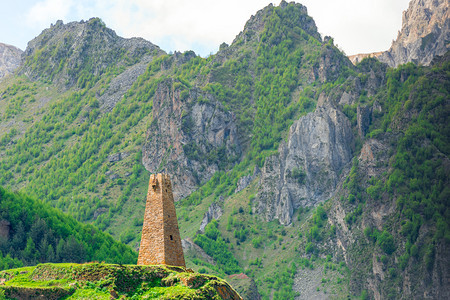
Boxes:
[0,186,137,270]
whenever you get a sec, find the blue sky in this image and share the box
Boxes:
[1,0,411,57]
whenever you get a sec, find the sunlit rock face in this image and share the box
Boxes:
[379,0,450,67]
[0,43,22,81]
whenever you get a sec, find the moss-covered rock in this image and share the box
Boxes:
[0,263,242,300]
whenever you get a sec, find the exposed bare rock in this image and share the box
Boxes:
[182,238,216,265]
[142,78,241,201]
[348,52,384,65]
[313,43,353,83]
[379,0,449,67]
[358,138,390,179]
[228,273,261,300]
[235,166,260,194]
[93,208,108,220]
[337,92,352,106]
[293,266,330,300]
[0,43,22,81]
[199,200,224,233]
[357,105,372,138]
[255,104,354,225]
[235,175,253,194]
[99,60,151,112]
[107,152,130,163]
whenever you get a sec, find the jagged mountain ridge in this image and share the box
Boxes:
[20,18,163,89]
[350,0,449,66]
[379,0,449,66]
[140,1,332,200]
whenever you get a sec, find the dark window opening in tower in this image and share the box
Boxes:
[170,235,173,240]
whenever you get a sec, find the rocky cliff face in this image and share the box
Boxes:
[19,18,163,88]
[0,43,22,80]
[199,199,224,233]
[142,78,241,200]
[255,103,354,225]
[379,0,449,67]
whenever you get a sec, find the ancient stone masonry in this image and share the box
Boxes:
[138,174,186,267]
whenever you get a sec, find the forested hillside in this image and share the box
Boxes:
[0,0,448,299]
[0,186,137,270]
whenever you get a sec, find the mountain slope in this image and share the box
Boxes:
[0,1,448,299]
[20,18,163,90]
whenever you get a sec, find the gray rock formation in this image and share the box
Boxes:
[199,200,224,233]
[0,43,22,80]
[181,238,216,265]
[348,52,384,65]
[235,166,261,194]
[379,0,449,67]
[313,43,353,83]
[99,60,151,112]
[142,78,241,201]
[235,175,253,194]
[107,152,129,163]
[357,105,372,138]
[255,104,354,225]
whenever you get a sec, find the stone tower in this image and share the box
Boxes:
[138,173,185,267]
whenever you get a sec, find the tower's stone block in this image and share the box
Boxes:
[138,174,185,267]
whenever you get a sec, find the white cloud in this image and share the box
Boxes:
[100,0,411,56]
[25,0,74,28]
[97,0,273,55]
[21,0,412,56]
[300,0,410,54]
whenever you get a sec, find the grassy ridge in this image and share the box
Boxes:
[0,263,241,300]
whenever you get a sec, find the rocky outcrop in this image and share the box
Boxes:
[255,104,354,225]
[20,18,163,88]
[107,152,130,163]
[182,238,216,265]
[348,52,384,65]
[199,201,224,233]
[99,60,152,112]
[235,166,260,194]
[313,43,353,83]
[357,105,372,138]
[378,0,449,67]
[228,273,261,300]
[0,43,22,81]
[142,78,241,201]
